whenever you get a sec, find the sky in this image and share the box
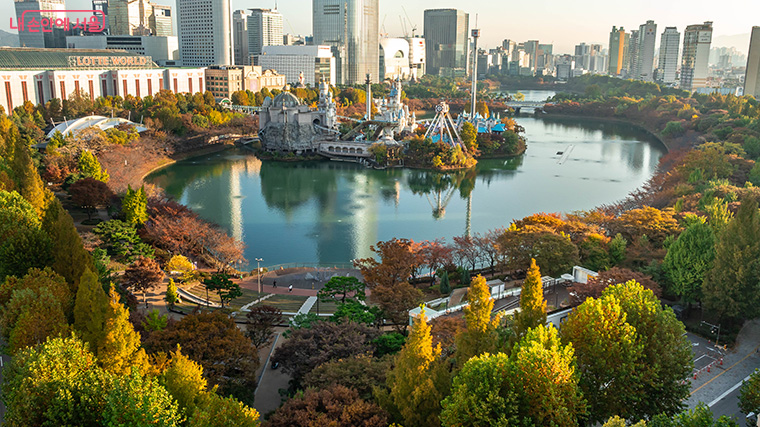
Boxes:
[3,0,757,54]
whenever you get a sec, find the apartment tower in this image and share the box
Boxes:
[745,27,760,98]
[248,8,283,63]
[608,26,627,76]
[233,10,249,65]
[657,27,680,85]
[177,0,231,67]
[635,20,657,81]
[681,21,713,92]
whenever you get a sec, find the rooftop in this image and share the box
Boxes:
[0,47,156,70]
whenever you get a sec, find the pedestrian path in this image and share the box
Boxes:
[296,296,318,315]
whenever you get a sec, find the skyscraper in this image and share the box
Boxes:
[635,20,657,81]
[177,0,231,67]
[608,26,627,76]
[681,21,713,92]
[110,0,172,36]
[15,0,67,48]
[248,8,283,62]
[233,10,249,65]
[423,9,469,77]
[745,27,760,98]
[657,27,680,85]
[313,0,379,85]
[625,30,639,77]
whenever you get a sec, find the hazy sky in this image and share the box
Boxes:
[4,0,757,53]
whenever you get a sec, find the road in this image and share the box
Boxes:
[708,377,747,423]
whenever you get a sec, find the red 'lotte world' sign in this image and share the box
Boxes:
[10,10,105,33]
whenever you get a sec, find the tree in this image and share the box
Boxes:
[165,278,180,308]
[1,287,71,354]
[317,275,366,304]
[103,369,183,427]
[68,177,113,220]
[303,355,391,401]
[160,346,208,420]
[123,256,164,308]
[122,184,148,226]
[93,219,154,262]
[441,352,520,427]
[453,234,480,271]
[439,270,451,295]
[272,320,380,388]
[615,206,681,246]
[739,370,760,418]
[420,238,453,280]
[663,219,715,304]
[386,310,448,427]
[0,190,40,241]
[569,267,661,304]
[370,281,423,331]
[455,275,502,366]
[560,293,642,423]
[513,259,547,341]
[703,199,760,325]
[188,393,261,427]
[245,305,283,348]
[0,225,53,281]
[354,238,421,289]
[96,285,150,376]
[144,311,260,404]
[267,385,387,427]
[511,325,586,426]
[332,301,379,325]
[166,254,195,282]
[460,122,478,152]
[602,281,692,418]
[78,150,109,183]
[42,199,95,290]
[73,268,109,350]
[203,273,241,308]
[12,139,49,217]
[498,226,580,277]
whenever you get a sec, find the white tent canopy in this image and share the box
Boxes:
[46,115,148,139]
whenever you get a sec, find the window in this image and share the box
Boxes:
[74,80,80,96]
[102,79,108,97]
[188,77,193,93]
[5,82,12,111]
[123,80,128,97]
[173,78,178,93]
[60,81,66,100]
[159,78,163,89]
[148,79,152,94]
[89,80,94,100]
[37,81,45,104]
[21,81,28,103]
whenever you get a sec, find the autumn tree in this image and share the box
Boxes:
[371,281,423,331]
[569,267,661,304]
[78,150,110,183]
[160,346,208,419]
[0,224,53,281]
[123,256,164,308]
[386,310,449,427]
[12,139,50,217]
[303,355,391,401]
[453,234,480,271]
[144,311,259,404]
[614,206,681,246]
[245,304,283,348]
[512,258,547,342]
[188,393,261,427]
[317,275,366,303]
[102,369,183,427]
[455,275,502,366]
[203,273,241,308]
[460,122,478,152]
[353,238,421,289]
[267,385,387,427]
[42,199,95,290]
[96,285,150,375]
[165,278,179,308]
[703,199,760,325]
[123,184,148,225]
[662,217,716,304]
[560,293,642,423]
[68,177,113,220]
[420,239,453,281]
[166,254,195,282]
[73,268,109,349]
[272,320,379,388]
[498,224,579,276]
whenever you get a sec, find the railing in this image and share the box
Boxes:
[263,262,357,271]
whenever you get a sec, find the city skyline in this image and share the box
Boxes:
[2,0,755,54]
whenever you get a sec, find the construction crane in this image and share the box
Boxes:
[380,14,388,38]
[399,15,408,38]
[401,6,417,37]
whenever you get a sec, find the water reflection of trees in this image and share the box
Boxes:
[404,168,479,220]
[259,161,338,215]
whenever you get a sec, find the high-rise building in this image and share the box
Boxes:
[681,21,713,91]
[423,9,469,77]
[313,0,379,85]
[635,20,657,81]
[14,0,67,48]
[625,30,639,77]
[248,8,283,62]
[177,0,231,66]
[523,40,539,71]
[260,45,336,86]
[657,27,680,85]
[745,27,760,98]
[150,4,172,36]
[608,26,627,75]
[233,10,249,65]
[110,0,171,36]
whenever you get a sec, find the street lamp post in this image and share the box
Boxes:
[256,258,263,295]
[701,321,721,348]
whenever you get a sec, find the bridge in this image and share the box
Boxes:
[504,101,552,113]
[222,104,263,114]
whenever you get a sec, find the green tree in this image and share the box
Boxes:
[93,219,154,261]
[386,310,448,427]
[0,225,53,281]
[96,285,150,375]
[165,278,180,307]
[511,324,586,426]
[189,393,261,427]
[42,199,95,290]
[739,369,760,418]
[203,273,242,308]
[560,293,642,423]
[608,233,627,266]
[513,258,547,341]
[439,270,451,295]
[663,219,715,304]
[122,185,148,226]
[78,150,109,183]
[317,275,366,304]
[12,139,49,217]
[1,287,71,354]
[441,352,520,427]
[0,190,40,239]
[103,369,183,427]
[703,199,760,324]
[455,275,502,366]
[749,161,760,187]
[460,122,478,152]
[161,346,208,419]
[73,268,109,349]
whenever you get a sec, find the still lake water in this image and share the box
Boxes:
[146,112,665,268]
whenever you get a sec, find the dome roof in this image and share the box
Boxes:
[272,92,301,108]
